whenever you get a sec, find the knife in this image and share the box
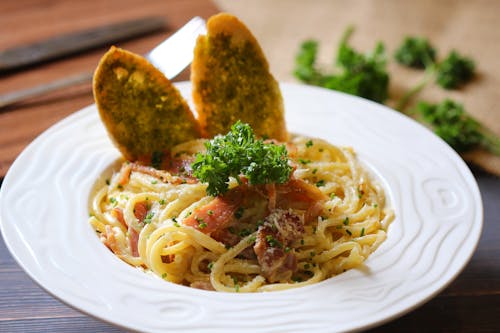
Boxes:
[0,17,206,109]
[0,16,167,73]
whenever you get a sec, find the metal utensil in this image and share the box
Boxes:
[0,16,167,73]
[0,17,206,109]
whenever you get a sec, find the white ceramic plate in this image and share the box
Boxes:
[0,82,482,332]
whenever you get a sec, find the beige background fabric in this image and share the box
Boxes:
[214,0,500,175]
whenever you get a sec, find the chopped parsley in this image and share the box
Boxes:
[266,235,282,248]
[315,180,325,187]
[305,140,314,148]
[143,212,154,224]
[196,217,207,229]
[247,235,257,244]
[191,121,292,196]
[234,207,244,219]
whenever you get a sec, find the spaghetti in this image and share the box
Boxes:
[89,135,393,292]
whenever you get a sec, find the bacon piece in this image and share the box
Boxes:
[128,226,139,257]
[103,225,121,255]
[163,155,195,176]
[274,178,327,223]
[117,163,132,186]
[134,201,149,222]
[111,207,139,256]
[253,209,304,282]
[132,152,198,183]
[112,208,127,229]
[183,187,244,234]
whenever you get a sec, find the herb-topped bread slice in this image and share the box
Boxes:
[93,46,201,162]
[191,13,288,141]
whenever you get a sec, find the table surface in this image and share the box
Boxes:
[0,1,499,332]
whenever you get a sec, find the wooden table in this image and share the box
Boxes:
[0,1,498,332]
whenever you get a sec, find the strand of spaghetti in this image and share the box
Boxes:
[258,267,324,292]
[210,232,266,292]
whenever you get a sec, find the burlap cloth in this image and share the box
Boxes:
[214,0,500,175]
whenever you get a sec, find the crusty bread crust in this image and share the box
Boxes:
[93,46,201,161]
[191,13,288,141]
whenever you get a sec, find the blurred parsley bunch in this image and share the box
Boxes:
[293,29,500,156]
[294,27,389,103]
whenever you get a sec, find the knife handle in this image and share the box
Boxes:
[0,16,166,73]
[0,72,92,108]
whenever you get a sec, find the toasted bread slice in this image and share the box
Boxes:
[191,13,287,141]
[93,46,201,161]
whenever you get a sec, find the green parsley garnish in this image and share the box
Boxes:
[394,36,436,69]
[265,235,282,248]
[143,212,154,224]
[196,217,207,229]
[234,207,244,219]
[305,140,314,148]
[435,51,475,89]
[360,228,366,237]
[343,217,349,225]
[415,99,500,154]
[247,235,257,244]
[294,26,389,103]
[315,180,325,187]
[191,121,292,196]
[394,37,476,111]
[238,228,252,237]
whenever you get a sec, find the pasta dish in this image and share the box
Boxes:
[89,130,393,292]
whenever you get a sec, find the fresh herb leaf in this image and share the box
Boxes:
[435,50,475,89]
[394,36,436,68]
[143,211,154,224]
[294,27,389,103]
[315,180,325,187]
[191,121,292,196]
[414,99,499,154]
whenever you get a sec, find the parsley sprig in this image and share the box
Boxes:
[294,26,389,103]
[191,121,292,196]
[392,37,499,154]
[414,100,500,154]
[394,36,476,111]
[294,31,499,157]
